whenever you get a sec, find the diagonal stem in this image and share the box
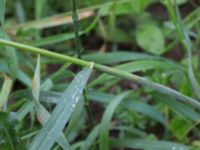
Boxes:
[0,39,200,110]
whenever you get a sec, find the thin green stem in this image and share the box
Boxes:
[72,0,94,127]
[72,0,81,58]
[0,39,200,110]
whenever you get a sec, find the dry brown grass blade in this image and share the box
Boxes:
[6,10,95,35]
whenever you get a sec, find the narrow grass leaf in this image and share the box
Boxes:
[90,59,182,87]
[35,0,47,19]
[32,55,40,102]
[111,138,189,150]
[80,125,100,150]
[32,55,71,150]
[65,99,84,135]
[99,92,131,150]
[29,63,93,150]
[87,91,166,126]
[0,74,13,111]
[83,51,159,65]
[0,0,6,25]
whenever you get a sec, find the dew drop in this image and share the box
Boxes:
[75,97,79,103]
[172,146,176,150]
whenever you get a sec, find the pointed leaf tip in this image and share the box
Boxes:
[89,62,94,69]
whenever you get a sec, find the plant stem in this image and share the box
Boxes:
[0,39,200,110]
[72,0,94,128]
[72,0,81,58]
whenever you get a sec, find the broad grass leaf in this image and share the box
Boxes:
[80,125,100,150]
[153,93,200,123]
[99,92,131,150]
[29,63,93,150]
[32,55,40,101]
[111,138,189,150]
[31,55,71,150]
[136,24,165,55]
[0,112,25,150]
[0,32,19,79]
[35,0,47,19]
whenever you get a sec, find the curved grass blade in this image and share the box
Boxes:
[111,138,189,150]
[166,1,200,99]
[88,91,166,126]
[31,55,71,150]
[37,90,166,126]
[35,0,47,19]
[30,63,93,150]
[153,93,200,123]
[0,33,19,79]
[80,124,100,150]
[65,99,84,136]
[32,55,40,102]
[99,92,131,150]
[15,101,34,121]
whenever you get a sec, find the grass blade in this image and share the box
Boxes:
[90,59,182,87]
[166,0,200,99]
[111,138,189,150]
[29,63,93,150]
[0,74,13,111]
[0,0,6,25]
[80,125,100,150]
[99,92,131,150]
[31,55,71,150]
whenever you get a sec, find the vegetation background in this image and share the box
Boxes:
[0,0,200,149]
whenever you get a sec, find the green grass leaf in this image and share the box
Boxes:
[0,0,6,25]
[29,63,93,150]
[88,91,166,126]
[111,138,189,150]
[90,59,181,87]
[83,51,159,65]
[0,75,13,111]
[99,92,131,150]
[31,55,71,150]
[35,0,47,19]
[80,125,100,150]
